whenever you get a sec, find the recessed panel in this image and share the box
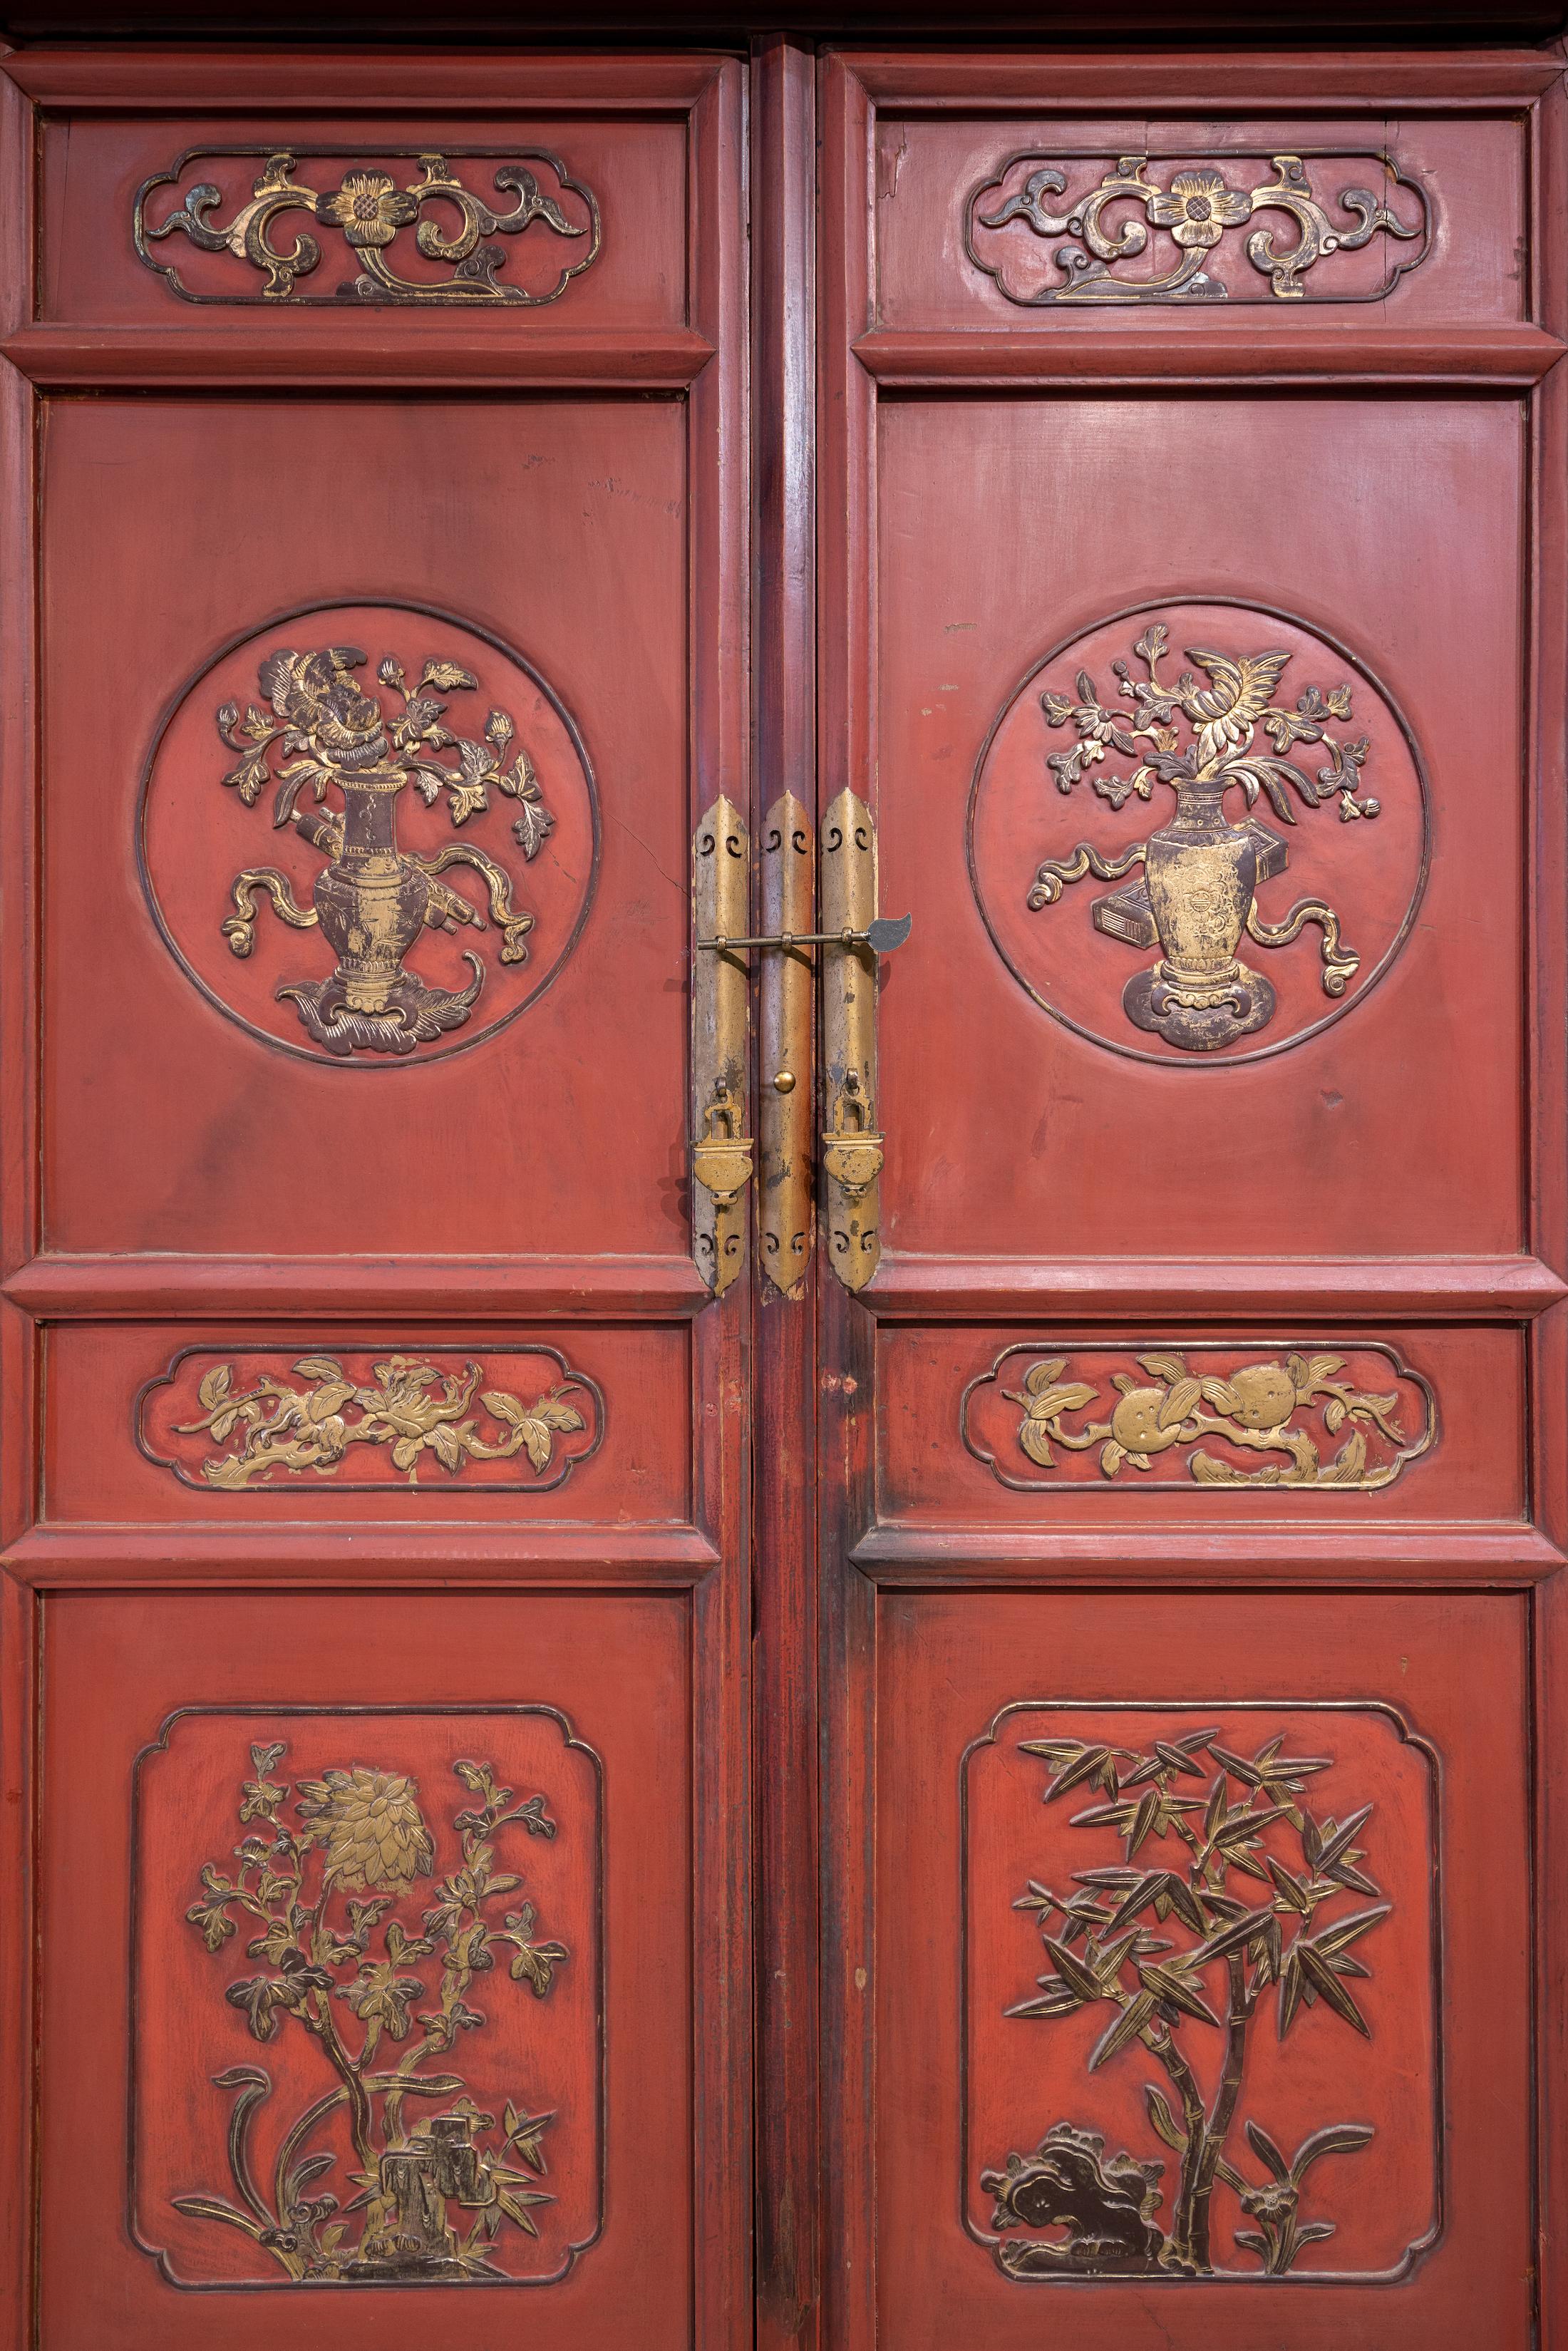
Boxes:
[41,396,688,1257]
[872,115,1526,330]
[44,1324,692,1524]
[875,1588,1531,2348]
[38,1588,693,2350]
[38,113,690,329]
[876,394,1523,1257]
[875,1325,1525,1528]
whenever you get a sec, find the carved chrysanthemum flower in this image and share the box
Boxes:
[294,1766,434,1890]
[317,170,419,249]
[1149,168,1252,251]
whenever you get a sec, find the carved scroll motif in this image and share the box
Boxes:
[966,150,1430,308]
[135,147,601,305]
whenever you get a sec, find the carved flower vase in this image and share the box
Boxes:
[1125,781,1274,1050]
[284,762,482,1054]
[299,766,431,1012]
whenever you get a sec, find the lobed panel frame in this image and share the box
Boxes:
[815,43,1568,2351]
[0,46,753,2351]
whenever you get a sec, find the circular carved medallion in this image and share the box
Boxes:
[967,600,1428,1065]
[140,602,598,1066]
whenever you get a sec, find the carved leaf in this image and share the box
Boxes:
[1245,2119,1291,2181]
[197,1363,233,1411]
[510,796,555,859]
[419,660,478,694]
[531,1393,584,1433]
[1023,1357,1068,1393]
[445,777,488,825]
[222,753,272,806]
[1291,2121,1375,2174]
[1144,2084,1188,2151]
[1087,1988,1156,2070]
[294,1357,346,1382]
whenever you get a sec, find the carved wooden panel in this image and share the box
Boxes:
[964,1702,1438,2280]
[875,1324,1527,1531]
[133,1706,603,2285]
[818,47,1566,2351]
[45,1324,691,1527]
[871,114,1528,335]
[38,1589,694,2347]
[874,1589,1532,2347]
[36,112,692,333]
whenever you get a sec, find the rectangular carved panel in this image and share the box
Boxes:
[38,114,691,330]
[872,115,1527,331]
[964,1701,1438,2280]
[876,1324,1523,1528]
[875,393,1524,1259]
[873,1588,1532,2349]
[43,1324,692,1526]
[38,1588,694,2349]
[133,1706,602,2285]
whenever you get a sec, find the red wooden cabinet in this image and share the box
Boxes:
[1,30,1566,2351]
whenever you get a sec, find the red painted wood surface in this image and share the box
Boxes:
[2,31,1567,2351]
[818,43,1568,2351]
[0,46,752,2351]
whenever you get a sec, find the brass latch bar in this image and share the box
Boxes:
[696,916,912,955]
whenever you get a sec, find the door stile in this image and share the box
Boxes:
[752,34,822,2351]
[0,44,39,2351]
[816,51,880,2351]
[689,56,756,2351]
[1528,63,1568,2351]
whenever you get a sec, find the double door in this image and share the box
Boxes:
[0,34,1561,2351]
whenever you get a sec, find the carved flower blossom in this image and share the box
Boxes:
[317,169,419,249]
[1150,168,1252,251]
[295,1766,435,1890]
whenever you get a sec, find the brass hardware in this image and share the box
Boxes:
[697,915,910,954]
[966,150,1429,307]
[821,1071,883,1203]
[758,794,815,1295]
[692,1086,755,1211]
[136,146,601,306]
[692,798,753,1293]
[821,790,885,1292]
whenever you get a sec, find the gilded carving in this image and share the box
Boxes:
[138,1346,603,1493]
[176,1742,574,2282]
[966,150,1428,307]
[982,1724,1389,2277]
[1030,623,1376,1049]
[210,642,551,1056]
[136,147,600,305]
[968,601,1427,1064]
[962,1343,1435,1492]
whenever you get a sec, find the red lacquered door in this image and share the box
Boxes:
[813,41,1568,2351]
[0,44,751,2351]
[3,30,1568,2351]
